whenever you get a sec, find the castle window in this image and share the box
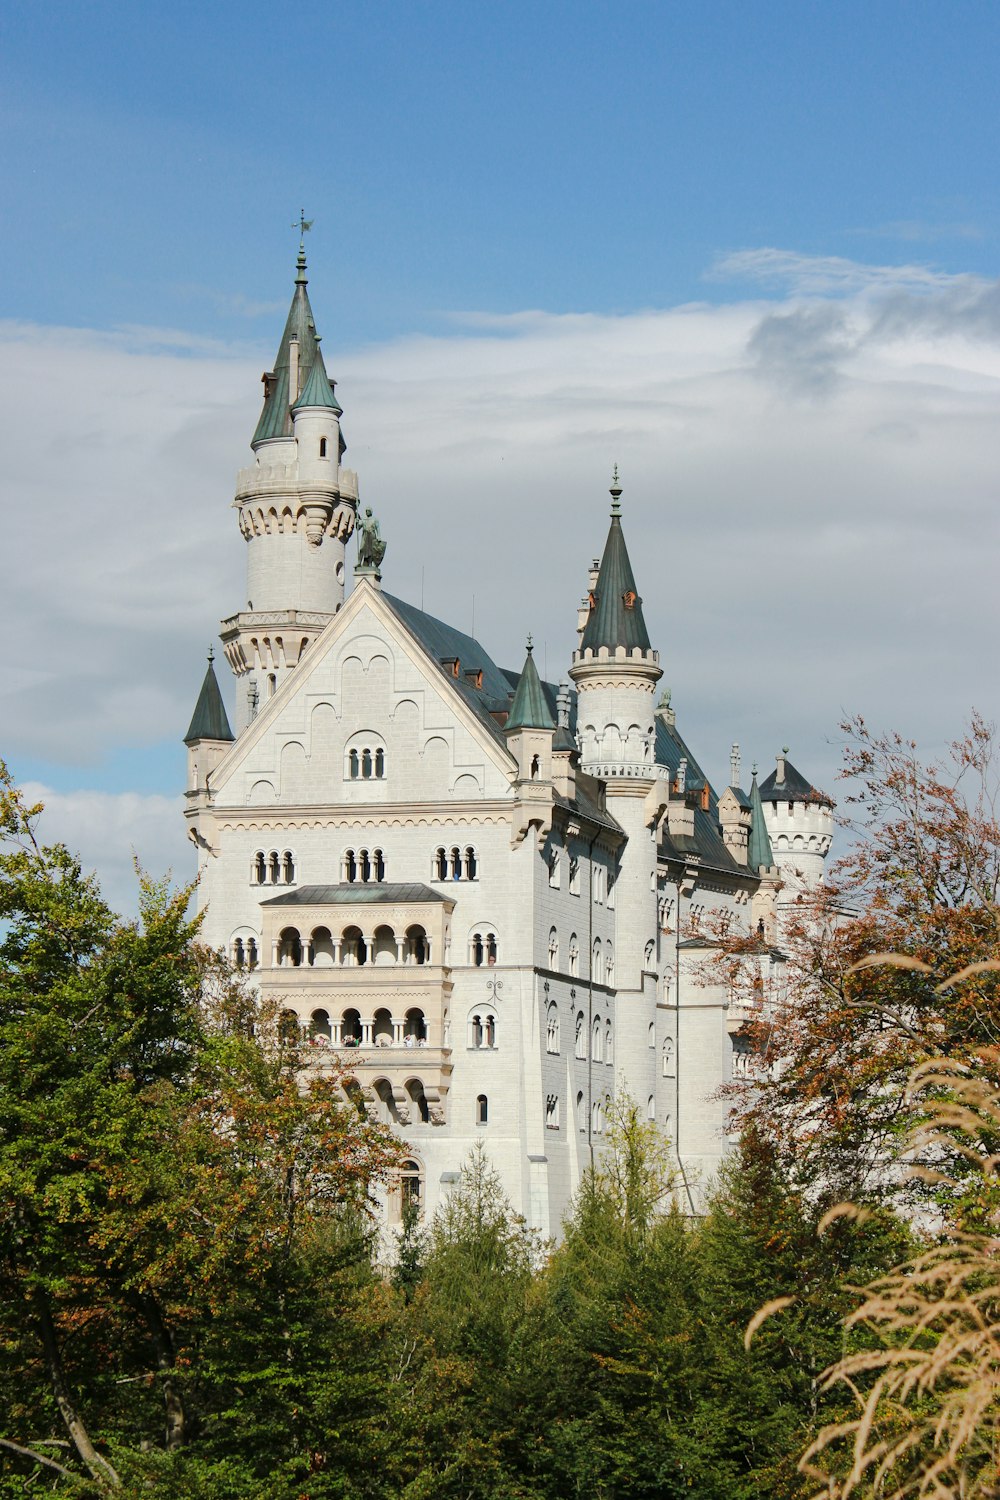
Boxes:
[346,740,386,781]
[545,1094,560,1129]
[233,937,245,968]
[434,847,448,880]
[464,846,477,880]
[568,934,579,978]
[547,848,560,888]
[577,1090,585,1131]
[349,749,360,779]
[662,1038,675,1076]
[592,937,602,981]
[605,942,615,986]
[398,1159,423,1219]
[344,848,385,883]
[246,937,258,971]
[468,1006,498,1048]
[278,1008,299,1045]
[647,1095,656,1121]
[547,927,558,969]
[268,852,280,884]
[267,673,276,698]
[592,1016,603,1062]
[569,856,581,896]
[575,1011,586,1059]
[546,1002,560,1053]
[281,850,295,884]
[311,1008,332,1042]
[319,437,328,458]
[252,852,266,884]
[362,749,372,778]
[605,1022,613,1063]
[469,929,498,967]
[476,1094,489,1125]
[278,927,302,967]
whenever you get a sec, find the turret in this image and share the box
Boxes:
[758,749,834,903]
[184,649,234,796]
[220,225,359,731]
[747,764,781,941]
[505,637,555,843]
[568,473,662,777]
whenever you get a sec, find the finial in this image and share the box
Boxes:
[782,744,790,755]
[609,463,622,515]
[751,761,758,778]
[526,632,534,654]
[293,210,313,283]
[207,645,215,664]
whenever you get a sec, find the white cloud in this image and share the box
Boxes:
[711,246,977,296]
[4,248,1000,902]
[21,784,191,919]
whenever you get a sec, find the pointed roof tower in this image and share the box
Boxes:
[184,650,234,745]
[579,470,652,654]
[759,749,833,807]
[252,230,325,446]
[291,342,343,414]
[506,638,556,731]
[747,766,775,873]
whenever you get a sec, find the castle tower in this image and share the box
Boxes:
[220,232,359,732]
[569,476,663,1095]
[758,750,834,913]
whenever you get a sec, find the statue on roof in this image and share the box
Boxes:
[356,506,387,572]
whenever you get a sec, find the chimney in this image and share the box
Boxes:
[776,749,786,785]
[730,742,741,788]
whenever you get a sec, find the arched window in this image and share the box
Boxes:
[605,942,615,986]
[362,748,372,778]
[252,851,266,884]
[375,748,385,778]
[547,927,558,969]
[662,1038,675,1077]
[342,926,367,967]
[345,849,357,882]
[406,924,428,965]
[476,1094,488,1125]
[311,926,334,966]
[278,1008,299,1045]
[545,1094,559,1129]
[341,1008,362,1045]
[546,1002,560,1053]
[648,1021,656,1048]
[592,1016,603,1063]
[569,856,581,895]
[372,1007,393,1045]
[450,846,461,879]
[569,934,579,977]
[530,754,540,780]
[605,1022,613,1064]
[398,1159,423,1219]
[311,1008,332,1042]
[406,1078,430,1123]
[435,847,448,880]
[268,851,280,884]
[404,1008,427,1044]
[647,1095,656,1121]
[469,928,498,967]
[468,1006,498,1049]
[591,1099,604,1135]
[349,749,360,779]
[282,850,295,883]
[233,937,245,968]
[464,846,477,880]
[592,937,602,981]
[278,927,301,967]
[360,849,371,882]
[373,848,385,881]
[576,1090,585,1132]
[246,937,258,971]
[345,739,387,781]
[548,848,560,888]
[319,436,328,458]
[575,1011,586,1059]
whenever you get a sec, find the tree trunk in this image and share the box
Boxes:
[138,1293,187,1450]
[35,1289,121,1489]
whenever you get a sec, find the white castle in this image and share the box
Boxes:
[183,242,834,1229]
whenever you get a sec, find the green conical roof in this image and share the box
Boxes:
[292,344,343,414]
[579,482,652,654]
[252,246,323,445]
[184,652,234,745]
[747,770,775,873]
[506,641,555,731]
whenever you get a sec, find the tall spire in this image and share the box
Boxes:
[506,637,555,731]
[252,221,325,446]
[184,649,234,745]
[578,472,652,654]
[747,766,775,873]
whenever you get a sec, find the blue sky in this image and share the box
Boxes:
[2,1,999,911]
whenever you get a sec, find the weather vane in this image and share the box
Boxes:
[293,210,314,244]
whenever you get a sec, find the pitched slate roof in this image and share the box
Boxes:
[252,247,324,445]
[579,495,652,654]
[758,753,833,807]
[747,771,775,872]
[654,715,747,877]
[291,344,342,414]
[506,642,556,731]
[260,882,449,906]
[184,653,234,745]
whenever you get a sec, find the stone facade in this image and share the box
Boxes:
[183,254,834,1230]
